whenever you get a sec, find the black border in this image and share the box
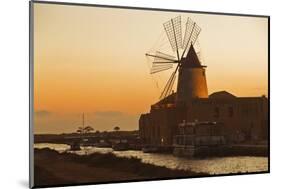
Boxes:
[29,0,270,188]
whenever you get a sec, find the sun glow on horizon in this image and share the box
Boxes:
[33,3,268,134]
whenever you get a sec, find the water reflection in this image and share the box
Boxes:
[34,143,268,175]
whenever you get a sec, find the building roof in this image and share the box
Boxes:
[209,91,237,99]
[180,44,205,68]
[151,90,267,110]
[153,91,236,106]
[153,92,176,106]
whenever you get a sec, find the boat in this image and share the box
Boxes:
[173,121,226,157]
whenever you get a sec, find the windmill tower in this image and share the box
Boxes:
[146,16,208,104]
[177,44,208,103]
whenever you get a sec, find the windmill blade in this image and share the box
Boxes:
[159,72,174,99]
[182,18,201,58]
[164,72,177,98]
[152,61,176,64]
[163,16,182,53]
[186,25,201,54]
[150,64,173,74]
[146,51,176,62]
[154,51,177,62]
[159,70,177,99]
[183,18,195,50]
[152,64,173,68]
[194,40,204,63]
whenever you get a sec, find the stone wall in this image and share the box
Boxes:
[139,96,268,146]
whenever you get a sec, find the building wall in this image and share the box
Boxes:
[139,96,268,146]
[187,97,268,142]
[139,106,187,146]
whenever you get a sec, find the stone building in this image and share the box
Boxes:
[139,45,268,146]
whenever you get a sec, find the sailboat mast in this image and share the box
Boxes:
[82,113,85,128]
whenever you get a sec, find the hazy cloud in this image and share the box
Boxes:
[34,110,140,134]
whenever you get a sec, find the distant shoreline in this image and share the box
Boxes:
[34,148,208,187]
[34,141,269,157]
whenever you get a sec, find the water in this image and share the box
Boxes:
[34,143,268,175]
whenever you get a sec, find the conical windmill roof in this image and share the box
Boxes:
[181,44,205,68]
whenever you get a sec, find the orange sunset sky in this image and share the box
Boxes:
[33,3,268,134]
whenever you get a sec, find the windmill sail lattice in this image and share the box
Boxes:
[145,16,201,100]
[163,16,182,52]
[182,18,201,58]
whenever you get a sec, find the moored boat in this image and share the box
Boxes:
[173,121,226,157]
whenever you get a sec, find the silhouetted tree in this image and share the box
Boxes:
[113,126,120,132]
[76,126,94,134]
[76,127,84,134]
[84,126,94,133]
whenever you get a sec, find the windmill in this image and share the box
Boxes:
[145,16,203,100]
